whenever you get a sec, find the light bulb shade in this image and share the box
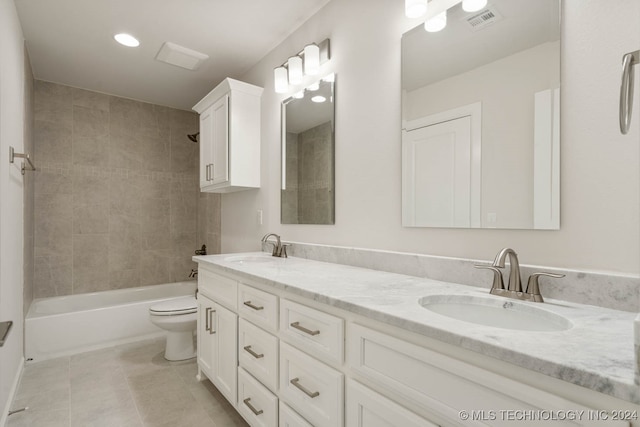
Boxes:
[288,56,303,85]
[303,44,320,75]
[274,67,288,93]
[405,0,428,18]
[307,81,320,91]
[462,0,487,12]
[293,91,304,99]
[425,11,447,32]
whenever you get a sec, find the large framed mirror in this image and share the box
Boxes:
[281,75,335,224]
[402,0,560,229]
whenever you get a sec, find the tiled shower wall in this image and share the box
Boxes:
[282,121,334,224]
[33,81,220,298]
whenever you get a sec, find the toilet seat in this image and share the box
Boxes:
[150,296,197,316]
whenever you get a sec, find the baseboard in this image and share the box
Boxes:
[0,357,24,427]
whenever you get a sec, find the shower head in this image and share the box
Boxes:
[187,132,200,143]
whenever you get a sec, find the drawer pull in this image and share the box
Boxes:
[243,398,264,416]
[290,377,320,398]
[243,345,264,359]
[290,321,320,336]
[243,301,264,311]
[209,309,216,335]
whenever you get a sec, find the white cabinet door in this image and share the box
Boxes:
[346,379,438,427]
[211,302,238,406]
[197,294,215,381]
[199,105,214,188]
[197,293,238,407]
[210,94,229,185]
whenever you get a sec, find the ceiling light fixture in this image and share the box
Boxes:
[114,33,140,47]
[273,39,330,94]
[311,95,326,103]
[405,0,428,18]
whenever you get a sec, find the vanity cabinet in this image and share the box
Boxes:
[196,261,633,427]
[193,78,263,193]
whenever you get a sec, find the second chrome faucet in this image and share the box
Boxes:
[475,248,564,303]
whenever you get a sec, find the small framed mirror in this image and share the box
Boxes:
[281,74,336,224]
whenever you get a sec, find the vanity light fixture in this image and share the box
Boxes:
[114,33,140,47]
[425,11,447,32]
[273,39,330,94]
[405,0,428,18]
[414,0,489,33]
[307,81,320,91]
[288,55,304,85]
[462,0,487,12]
[274,66,288,94]
[293,91,304,99]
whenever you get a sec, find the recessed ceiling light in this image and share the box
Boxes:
[114,33,140,47]
[311,95,326,103]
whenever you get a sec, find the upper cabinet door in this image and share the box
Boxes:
[211,94,229,185]
[193,78,263,193]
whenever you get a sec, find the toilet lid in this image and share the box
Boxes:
[150,296,197,316]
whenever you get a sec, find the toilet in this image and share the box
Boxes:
[149,296,197,361]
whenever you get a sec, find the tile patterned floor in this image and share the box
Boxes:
[7,338,249,427]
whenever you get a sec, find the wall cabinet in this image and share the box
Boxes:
[193,78,263,193]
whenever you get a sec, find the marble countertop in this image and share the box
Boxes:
[194,252,639,404]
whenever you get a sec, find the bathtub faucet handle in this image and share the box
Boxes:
[188,268,198,278]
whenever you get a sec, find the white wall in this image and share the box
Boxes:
[223,0,640,275]
[0,0,26,422]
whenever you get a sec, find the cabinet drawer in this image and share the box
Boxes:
[280,299,344,364]
[239,318,279,391]
[238,283,278,332]
[279,402,313,427]
[348,324,628,427]
[279,342,344,427]
[346,379,437,427]
[238,367,278,427]
[198,268,237,310]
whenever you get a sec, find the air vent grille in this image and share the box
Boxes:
[465,7,503,32]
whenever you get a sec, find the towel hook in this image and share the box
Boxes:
[620,50,639,135]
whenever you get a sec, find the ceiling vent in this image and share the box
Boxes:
[155,42,209,71]
[465,7,503,32]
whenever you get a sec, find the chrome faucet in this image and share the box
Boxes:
[475,247,565,303]
[261,233,289,258]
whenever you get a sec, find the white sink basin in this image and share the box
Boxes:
[419,295,572,332]
[225,254,283,265]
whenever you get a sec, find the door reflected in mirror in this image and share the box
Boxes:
[281,75,335,224]
[402,0,560,229]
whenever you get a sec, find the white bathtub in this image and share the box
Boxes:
[25,281,196,362]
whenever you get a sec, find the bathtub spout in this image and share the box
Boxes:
[189,268,198,278]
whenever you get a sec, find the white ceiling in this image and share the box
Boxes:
[15,0,331,110]
[402,0,560,91]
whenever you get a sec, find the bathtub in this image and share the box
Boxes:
[25,281,196,362]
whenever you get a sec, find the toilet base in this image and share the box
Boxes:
[164,330,196,361]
